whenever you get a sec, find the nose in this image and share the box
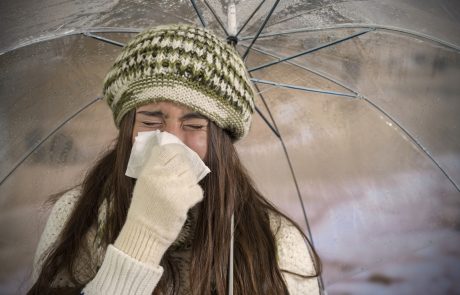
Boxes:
[163,121,185,142]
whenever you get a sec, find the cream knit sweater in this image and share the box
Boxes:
[32,188,320,294]
[33,146,319,295]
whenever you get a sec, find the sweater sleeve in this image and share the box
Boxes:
[270,214,321,295]
[31,189,164,294]
[81,245,163,295]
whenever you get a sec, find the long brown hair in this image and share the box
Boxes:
[29,109,321,295]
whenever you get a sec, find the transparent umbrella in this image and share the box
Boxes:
[1,1,459,294]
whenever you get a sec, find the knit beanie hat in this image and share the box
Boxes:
[103,24,255,140]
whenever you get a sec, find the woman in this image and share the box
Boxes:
[29,24,321,295]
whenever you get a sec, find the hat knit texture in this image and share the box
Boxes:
[103,24,255,139]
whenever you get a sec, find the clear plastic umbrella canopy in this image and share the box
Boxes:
[1,0,459,294]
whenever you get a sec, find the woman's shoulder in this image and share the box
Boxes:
[53,187,82,208]
[46,187,82,227]
[268,211,317,276]
[43,187,82,231]
[36,187,82,246]
[268,211,320,294]
[32,187,83,284]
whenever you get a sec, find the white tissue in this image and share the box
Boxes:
[125,130,211,181]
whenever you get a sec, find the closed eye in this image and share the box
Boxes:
[183,123,207,131]
[182,116,208,131]
[142,121,163,127]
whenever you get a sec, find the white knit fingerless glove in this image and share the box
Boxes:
[114,143,204,266]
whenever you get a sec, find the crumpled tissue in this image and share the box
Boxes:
[125,130,211,181]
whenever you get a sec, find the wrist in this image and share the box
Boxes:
[114,218,171,266]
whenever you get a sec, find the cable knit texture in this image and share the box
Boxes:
[33,191,319,294]
[33,185,319,294]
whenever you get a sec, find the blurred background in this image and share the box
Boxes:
[1,0,459,294]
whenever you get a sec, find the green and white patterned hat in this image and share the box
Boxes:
[103,24,255,140]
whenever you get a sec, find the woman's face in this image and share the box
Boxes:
[132,101,209,160]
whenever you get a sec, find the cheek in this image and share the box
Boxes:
[184,133,208,160]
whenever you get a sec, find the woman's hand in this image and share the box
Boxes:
[114,143,204,266]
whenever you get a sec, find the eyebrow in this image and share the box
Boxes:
[180,112,208,121]
[137,110,164,117]
[136,110,207,121]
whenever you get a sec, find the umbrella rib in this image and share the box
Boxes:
[236,0,266,37]
[248,29,373,72]
[190,0,207,27]
[361,96,460,193]
[83,32,125,47]
[251,78,357,98]
[253,77,460,192]
[248,42,459,193]
[257,86,322,287]
[249,49,459,195]
[4,22,459,56]
[239,24,460,52]
[1,27,144,55]
[228,213,235,295]
[246,44,358,95]
[280,133,315,243]
[251,77,315,243]
[202,0,229,36]
[242,0,280,60]
[0,96,102,186]
[255,106,280,138]
[250,72,281,138]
